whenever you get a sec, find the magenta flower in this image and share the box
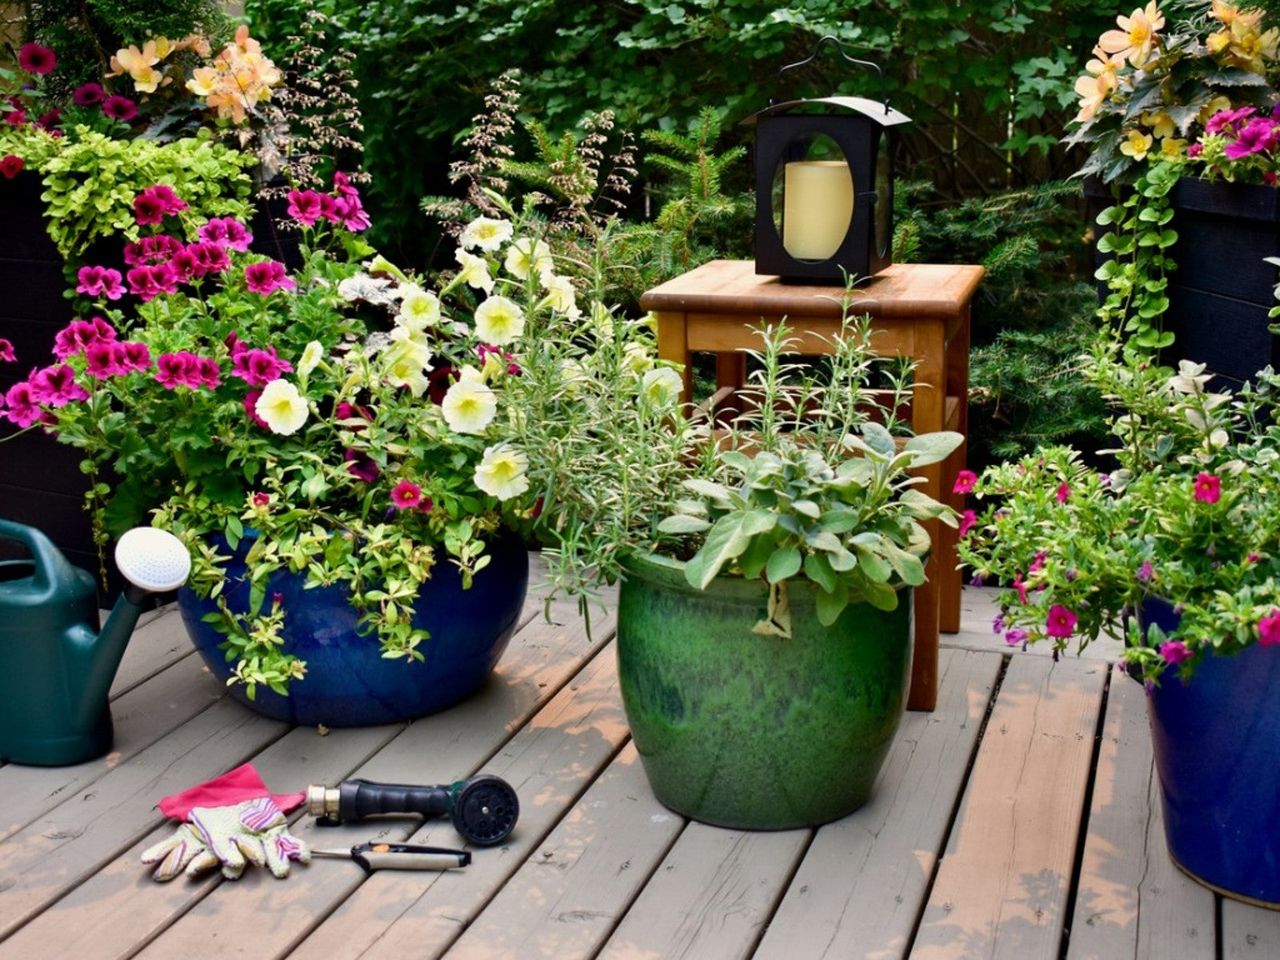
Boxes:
[390,479,424,510]
[0,154,23,179]
[1056,482,1070,504]
[154,353,195,390]
[1028,550,1047,576]
[189,241,230,276]
[126,263,179,301]
[1137,560,1154,583]
[252,492,271,508]
[119,341,152,372]
[199,217,253,252]
[1206,105,1256,137]
[101,96,137,122]
[1004,628,1029,647]
[334,171,358,197]
[17,43,56,75]
[52,317,116,359]
[231,347,293,387]
[958,508,977,538]
[3,105,24,128]
[30,364,88,406]
[1259,610,1280,647]
[344,449,380,483]
[225,331,247,357]
[243,390,268,429]
[333,194,371,232]
[124,234,183,266]
[1159,640,1191,665]
[76,265,125,300]
[1045,604,1077,639]
[335,401,373,431]
[133,185,188,225]
[244,260,296,296]
[1187,142,1204,158]
[192,356,221,389]
[72,83,105,106]
[1014,574,1029,605]
[1194,472,1222,504]
[35,109,60,132]
[1225,117,1280,160]
[84,341,127,379]
[0,337,14,362]
[286,190,325,227]
[2,381,41,427]
[953,469,977,495]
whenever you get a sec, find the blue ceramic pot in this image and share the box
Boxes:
[1142,597,1280,906]
[178,531,529,727]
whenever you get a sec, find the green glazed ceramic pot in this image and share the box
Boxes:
[617,552,913,830]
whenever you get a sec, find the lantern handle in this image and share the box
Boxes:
[776,35,888,114]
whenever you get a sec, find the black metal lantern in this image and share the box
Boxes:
[746,40,910,283]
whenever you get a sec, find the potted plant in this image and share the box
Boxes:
[1070,1,1280,379]
[958,343,1280,905]
[0,174,607,727]
[517,318,962,829]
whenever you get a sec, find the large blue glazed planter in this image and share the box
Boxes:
[1142,598,1280,907]
[178,531,529,727]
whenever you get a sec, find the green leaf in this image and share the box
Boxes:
[803,552,837,593]
[886,546,927,586]
[765,545,802,584]
[657,514,713,534]
[741,509,778,536]
[903,431,965,467]
[854,542,893,582]
[737,533,774,580]
[861,422,896,457]
[815,582,849,626]
[684,513,752,589]
[861,579,900,612]
[682,478,733,502]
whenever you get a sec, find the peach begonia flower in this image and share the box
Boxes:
[109,39,174,94]
[1211,1,1262,29]
[185,26,282,124]
[1074,47,1125,122]
[1160,137,1188,159]
[1098,2,1166,68]
[1119,129,1154,161]
[1208,17,1280,74]
[1141,110,1175,139]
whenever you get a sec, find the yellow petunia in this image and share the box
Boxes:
[1098,2,1166,67]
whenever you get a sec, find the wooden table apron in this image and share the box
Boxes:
[640,260,983,712]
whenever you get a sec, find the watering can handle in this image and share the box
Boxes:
[0,518,65,591]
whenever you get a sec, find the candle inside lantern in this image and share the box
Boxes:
[782,160,854,261]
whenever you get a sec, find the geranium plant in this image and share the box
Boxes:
[959,348,1280,684]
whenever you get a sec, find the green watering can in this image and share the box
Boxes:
[0,519,191,766]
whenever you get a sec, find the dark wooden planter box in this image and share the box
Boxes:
[1086,176,1280,385]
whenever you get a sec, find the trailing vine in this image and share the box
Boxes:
[1093,159,1180,359]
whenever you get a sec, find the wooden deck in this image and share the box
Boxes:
[2,555,1277,960]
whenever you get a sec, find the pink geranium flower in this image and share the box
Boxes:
[286,190,325,227]
[231,347,293,387]
[52,317,116,359]
[199,217,253,252]
[0,337,14,362]
[0,154,23,179]
[76,265,125,300]
[1259,610,1280,647]
[3,381,41,427]
[1194,472,1221,504]
[84,341,127,379]
[17,43,56,75]
[133,185,188,225]
[953,469,977,495]
[101,96,137,121]
[124,234,183,266]
[119,341,152,372]
[244,260,296,296]
[390,480,425,510]
[126,263,179,301]
[155,353,196,390]
[333,194,371,232]
[1159,640,1191,665]
[1045,604,1077,639]
[189,241,230,276]
[30,364,88,406]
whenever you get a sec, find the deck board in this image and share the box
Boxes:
[910,655,1108,960]
[1067,669,1215,960]
[753,648,1003,960]
[2,574,1278,959]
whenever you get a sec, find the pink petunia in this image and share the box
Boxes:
[1159,640,1191,665]
[17,43,56,75]
[1045,604,1078,639]
[344,449,379,483]
[1259,610,1280,647]
[29,364,88,406]
[199,217,253,252]
[1224,117,1280,160]
[953,469,977,495]
[1014,574,1029,605]
[244,260,296,296]
[1004,627,1028,648]
[76,265,125,300]
[0,337,14,362]
[101,96,137,122]
[390,479,424,510]
[252,492,271,507]
[243,389,268,429]
[35,109,60,132]
[0,154,23,179]
[958,509,977,538]
[1137,560,1154,583]
[72,83,105,106]
[1194,472,1221,504]
[1056,482,1070,504]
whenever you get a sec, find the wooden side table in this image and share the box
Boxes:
[640,260,983,712]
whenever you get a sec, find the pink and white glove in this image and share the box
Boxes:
[186,796,310,880]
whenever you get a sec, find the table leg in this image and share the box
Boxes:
[939,305,972,634]
[908,327,945,713]
[654,311,692,403]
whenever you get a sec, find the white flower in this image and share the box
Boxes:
[384,332,433,397]
[540,272,580,318]
[588,300,615,339]
[474,295,526,346]
[255,379,309,436]
[454,249,495,294]
[623,342,654,376]
[398,286,441,331]
[504,237,553,281]
[473,443,530,501]
[642,366,684,407]
[338,273,398,305]
[363,254,409,282]
[297,340,324,377]
[441,366,497,435]
[460,216,514,252]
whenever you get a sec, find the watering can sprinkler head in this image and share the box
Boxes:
[114,527,192,602]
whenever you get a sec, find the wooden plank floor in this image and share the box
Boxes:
[1,568,1275,959]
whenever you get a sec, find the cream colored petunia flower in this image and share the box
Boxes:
[255,379,309,435]
[641,367,685,408]
[441,366,497,434]
[504,238,553,281]
[474,295,526,346]
[473,444,530,501]
[398,286,442,331]
[460,216,514,253]
[454,249,495,294]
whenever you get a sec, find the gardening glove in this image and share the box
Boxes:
[140,823,217,882]
[187,796,311,880]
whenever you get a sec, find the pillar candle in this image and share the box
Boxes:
[782,160,854,262]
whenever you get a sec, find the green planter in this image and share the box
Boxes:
[617,552,913,829]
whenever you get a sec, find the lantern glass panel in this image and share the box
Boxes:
[769,133,854,263]
[874,133,892,259]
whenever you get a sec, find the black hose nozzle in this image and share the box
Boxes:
[306,774,519,846]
